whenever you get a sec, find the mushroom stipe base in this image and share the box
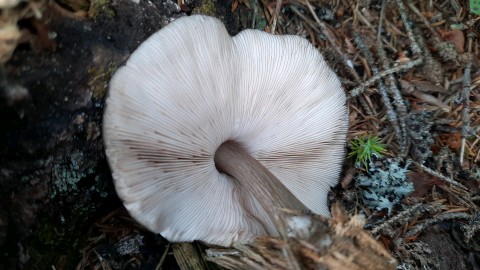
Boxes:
[214,140,309,237]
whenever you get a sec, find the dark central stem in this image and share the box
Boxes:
[214,140,308,238]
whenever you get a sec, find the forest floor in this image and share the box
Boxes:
[0,0,479,269]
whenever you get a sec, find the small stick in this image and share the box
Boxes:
[303,0,363,84]
[412,160,468,190]
[412,25,444,85]
[371,203,444,236]
[377,0,387,44]
[353,34,404,150]
[394,0,422,54]
[447,0,462,13]
[463,214,480,243]
[252,0,258,29]
[271,0,282,34]
[407,2,442,42]
[460,36,473,164]
[404,212,471,238]
[349,58,423,97]
[376,40,408,154]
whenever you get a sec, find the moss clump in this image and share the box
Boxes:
[36,222,59,246]
[87,62,117,100]
[254,14,267,30]
[193,0,216,16]
[89,0,115,20]
[29,206,96,269]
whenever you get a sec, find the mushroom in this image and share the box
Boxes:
[103,15,347,246]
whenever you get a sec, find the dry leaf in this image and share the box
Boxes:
[438,29,465,53]
[411,80,448,93]
[345,38,356,54]
[399,80,450,111]
[407,172,445,199]
[396,51,411,64]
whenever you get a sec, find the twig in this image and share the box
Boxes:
[271,0,282,34]
[377,0,387,44]
[460,36,473,165]
[437,185,477,211]
[408,2,460,63]
[463,214,480,243]
[446,0,462,14]
[412,160,468,190]
[371,203,444,237]
[407,2,442,41]
[349,58,423,97]
[353,33,404,149]
[358,95,375,118]
[252,0,258,29]
[404,212,471,238]
[155,243,171,270]
[303,0,362,83]
[376,40,408,155]
[413,25,444,85]
[393,0,421,54]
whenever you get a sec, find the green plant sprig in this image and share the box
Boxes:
[348,135,387,169]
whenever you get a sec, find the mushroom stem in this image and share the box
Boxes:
[214,140,309,236]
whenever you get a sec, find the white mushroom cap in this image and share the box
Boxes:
[103,15,347,246]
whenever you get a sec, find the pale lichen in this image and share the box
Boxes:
[356,160,414,213]
[51,150,94,198]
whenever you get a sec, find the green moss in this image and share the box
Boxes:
[36,222,59,246]
[254,14,267,30]
[193,0,216,16]
[26,189,99,269]
[29,206,95,269]
[87,62,117,100]
[89,0,115,20]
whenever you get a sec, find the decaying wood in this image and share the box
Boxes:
[207,203,397,270]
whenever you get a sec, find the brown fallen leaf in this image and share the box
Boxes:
[411,80,449,93]
[407,171,445,199]
[399,80,450,112]
[438,29,465,53]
